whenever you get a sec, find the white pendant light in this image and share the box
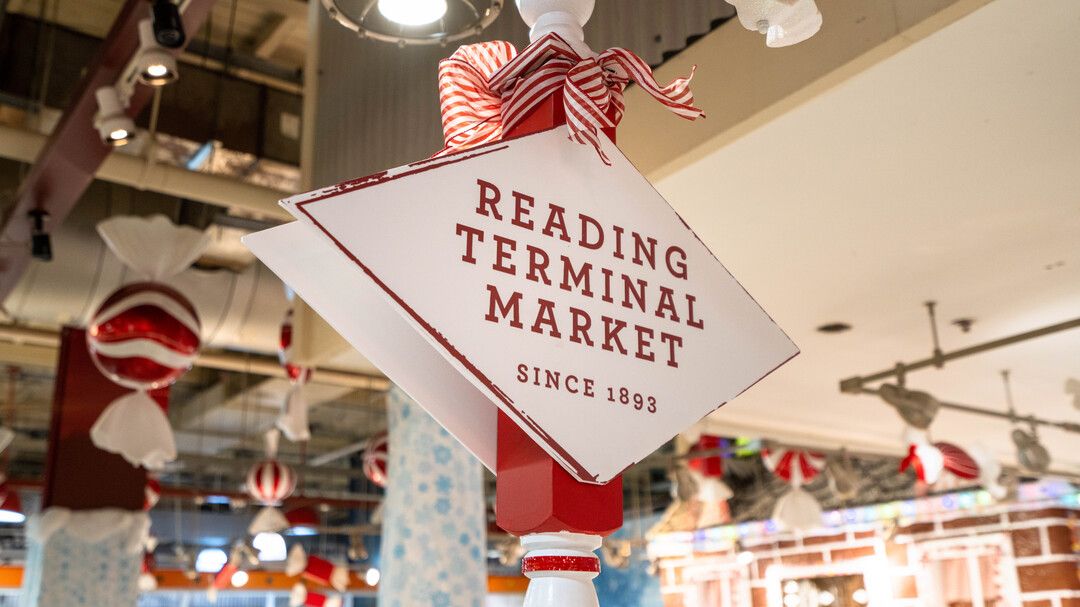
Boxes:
[377,0,448,26]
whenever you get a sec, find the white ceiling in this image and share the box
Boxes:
[660,0,1080,471]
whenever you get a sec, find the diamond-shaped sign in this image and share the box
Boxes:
[245,128,797,484]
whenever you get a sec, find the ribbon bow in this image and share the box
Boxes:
[437,33,704,164]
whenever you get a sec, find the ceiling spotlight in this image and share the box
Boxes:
[878,383,940,429]
[136,19,178,86]
[229,569,249,588]
[377,0,448,26]
[1011,428,1051,473]
[94,86,136,147]
[150,0,185,48]
[28,209,52,262]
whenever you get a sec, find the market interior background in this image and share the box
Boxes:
[0,0,1076,605]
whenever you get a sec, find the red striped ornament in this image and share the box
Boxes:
[436,32,704,164]
[279,308,312,385]
[935,441,980,480]
[246,459,297,505]
[361,432,388,488]
[87,282,201,390]
[763,448,825,486]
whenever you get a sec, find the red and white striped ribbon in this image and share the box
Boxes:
[436,33,704,164]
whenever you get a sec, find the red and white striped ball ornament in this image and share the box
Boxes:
[87,282,201,390]
[246,458,297,505]
[763,448,825,486]
[362,432,389,488]
[278,309,312,385]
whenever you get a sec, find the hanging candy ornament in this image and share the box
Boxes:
[246,430,297,535]
[137,550,158,592]
[899,428,945,485]
[361,431,389,487]
[87,215,210,469]
[763,447,825,532]
[290,583,343,607]
[687,434,733,527]
[286,544,349,592]
[276,308,313,442]
[935,442,979,480]
[144,476,162,511]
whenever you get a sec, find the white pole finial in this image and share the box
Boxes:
[516,0,595,56]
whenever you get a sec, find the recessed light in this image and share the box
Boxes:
[816,322,851,334]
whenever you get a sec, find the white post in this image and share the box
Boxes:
[520,532,602,607]
[516,0,596,57]
[513,3,603,606]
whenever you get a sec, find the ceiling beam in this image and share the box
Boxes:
[0,0,217,302]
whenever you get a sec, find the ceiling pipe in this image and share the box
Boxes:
[0,123,291,221]
[0,323,389,391]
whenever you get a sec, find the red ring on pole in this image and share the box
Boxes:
[521,555,601,574]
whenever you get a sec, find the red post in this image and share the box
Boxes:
[42,326,167,510]
[494,93,623,537]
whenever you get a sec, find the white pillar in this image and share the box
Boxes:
[521,533,602,607]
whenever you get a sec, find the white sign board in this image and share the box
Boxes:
[244,128,798,484]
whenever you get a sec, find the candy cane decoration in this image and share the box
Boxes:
[286,544,349,592]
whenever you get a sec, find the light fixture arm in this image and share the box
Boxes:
[840,315,1080,393]
[925,300,945,368]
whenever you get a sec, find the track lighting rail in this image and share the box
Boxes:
[854,386,1080,435]
[840,315,1080,393]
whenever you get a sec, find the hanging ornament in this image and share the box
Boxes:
[935,442,979,480]
[143,476,161,511]
[87,215,210,469]
[246,430,297,535]
[763,447,825,532]
[899,428,945,485]
[290,583,343,607]
[277,308,312,442]
[137,550,158,592]
[0,427,14,456]
[286,544,349,592]
[824,448,860,501]
[361,431,389,487]
[686,434,733,527]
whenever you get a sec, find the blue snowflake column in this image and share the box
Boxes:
[379,386,487,607]
[19,508,148,607]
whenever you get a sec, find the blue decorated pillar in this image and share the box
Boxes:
[378,386,487,607]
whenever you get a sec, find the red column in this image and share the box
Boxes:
[42,326,167,510]
[495,93,623,537]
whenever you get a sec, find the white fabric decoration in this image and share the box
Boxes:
[249,506,290,535]
[0,427,14,455]
[772,485,823,532]
[97,215,211,282]
[89,391,177,470]
[277,387,311,442]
